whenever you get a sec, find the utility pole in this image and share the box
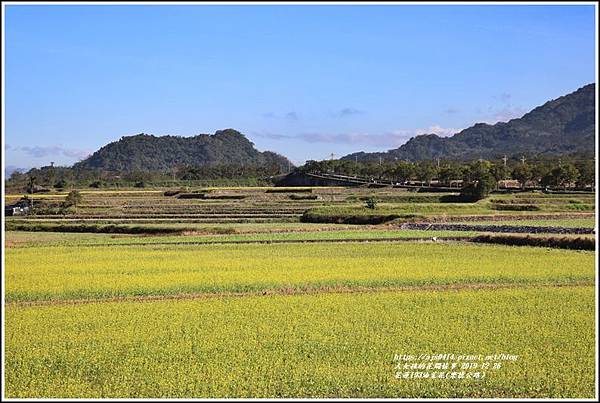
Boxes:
[329,153,336,174]
[436,157,440,169]
[520,155,526,165]
[328,154,335,200]
[594,157,596,192]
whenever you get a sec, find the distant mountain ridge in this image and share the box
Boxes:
[342,83,596,162]
[73,129,292,172]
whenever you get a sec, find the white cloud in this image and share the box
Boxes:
[253,125,461,148]
[486,106,528,123]
[333,107,364,118]
[285,111,299,120]
[482,92,527,124]
[414,125,461,137]
[16,145,91,161]
[5,165,28,177]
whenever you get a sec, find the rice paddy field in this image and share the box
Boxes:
[3,186,597,398]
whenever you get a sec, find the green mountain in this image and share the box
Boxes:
[73,129,292,172]
[342,83,595,162]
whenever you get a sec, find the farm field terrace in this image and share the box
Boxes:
[5,187,595,223]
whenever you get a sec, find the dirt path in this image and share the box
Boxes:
[5,236,473,248]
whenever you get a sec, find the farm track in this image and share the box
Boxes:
[8,280,593,308]
[21,214,304,219]
[13,236,474,248]
[9,217,302,224]
[9,234,592,249]
[8,218,310,224]
[80,207,310,212]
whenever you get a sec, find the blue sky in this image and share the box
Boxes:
[4,3,596,171]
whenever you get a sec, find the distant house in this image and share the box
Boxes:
[498,179,521,189]
[4,200,31,216]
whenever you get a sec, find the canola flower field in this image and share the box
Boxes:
[5,286,595,398]
[5,242,594,303]
[4,187,597,398]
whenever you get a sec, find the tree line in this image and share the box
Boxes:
[6,162,287,193]
[298,157,594,190]
[5,156,594,198]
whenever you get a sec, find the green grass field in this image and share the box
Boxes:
[302,202,595,223]
[4,229,474,249]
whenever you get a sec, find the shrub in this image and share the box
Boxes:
[205,195,247,200]
[460,175,496,201]
[301,209,423,225]
[364,197,378,209]
[63,190,83,207]
[491,204,541,211]
[177,193,207,199]
[54,179,68,189]
[267,188,312,193]
[289,194,318,200]
[358,195,443,203]
[439,194,473,203]
[461,161,497,201]
[5,222,187,235]
[472,234,594,251]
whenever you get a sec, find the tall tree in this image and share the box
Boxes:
[512,164,533,189]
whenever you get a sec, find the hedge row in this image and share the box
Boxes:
[491,204,542,211]
[301,211,423,225]
[177,193,247,200]
[266,188,313,193]
[471,234,595,250]
[5,223,186,235]
[400,222,594,235]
